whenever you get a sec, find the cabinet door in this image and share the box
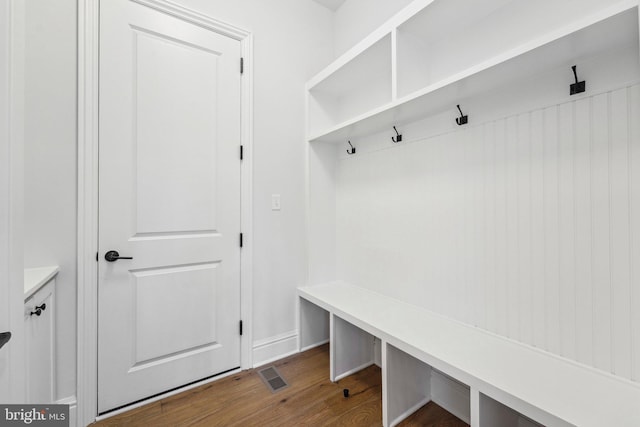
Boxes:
[25,280,55,403]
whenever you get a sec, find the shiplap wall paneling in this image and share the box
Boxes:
[573,96,594,368]
[558,100,577,362]
[336,84,640,382]
[610,88,632,379]
[542,105,561,356]
[631,85,640,382]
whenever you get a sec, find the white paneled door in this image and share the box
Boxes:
[98,0,242,413]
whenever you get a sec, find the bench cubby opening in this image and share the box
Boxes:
[384,342,470,427]
[480,393,548,427]
[299,297,330,352]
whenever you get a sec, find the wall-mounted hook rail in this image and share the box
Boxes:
[456,105,468,126]
[392,126,402,143]
[346,140,356,155]
[570,65,586,95]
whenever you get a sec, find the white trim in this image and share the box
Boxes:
[77,0,99,423]
[252,331,299,368]
[131,0,249,40]
[1,0,26,404]
[240,33,254,372]
[300,339,329,353]
[77,1,253,425]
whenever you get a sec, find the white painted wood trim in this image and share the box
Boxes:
[76,0,99,424]
[329,313,336,382]
[131,0,249,40]
[300,339,329,353]
[470,387,480,427]
[381,340,389,427]
[252,330,298,368]
[391,28,398,102]
[1,0,26,405]
[76,1,253,424]
[240,33,254,371]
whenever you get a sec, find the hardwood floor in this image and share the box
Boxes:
[93,345,468,426]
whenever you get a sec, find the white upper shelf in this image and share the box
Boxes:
[307,0,640,143]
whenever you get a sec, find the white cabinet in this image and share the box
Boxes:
[24,266,58,404]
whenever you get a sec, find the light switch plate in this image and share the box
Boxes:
[271,194,281,211]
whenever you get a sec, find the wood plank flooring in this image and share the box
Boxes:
[93,345,468,426]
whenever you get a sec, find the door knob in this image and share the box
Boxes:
[0,332,11,350]
[105,250,133,262]
[30,303,46,316]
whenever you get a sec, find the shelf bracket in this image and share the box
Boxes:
[456,105,468,126]
[570,65,586,95]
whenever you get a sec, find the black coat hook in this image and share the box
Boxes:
[456,105,468,126]
[570,65,586,95]
[346,141,356,155]
[392,126,402,143]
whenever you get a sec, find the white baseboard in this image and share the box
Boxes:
[252,330,299,368]
[300,338,329,353]
[56,395,77,427]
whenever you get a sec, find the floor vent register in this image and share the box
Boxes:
[257,366,289,393]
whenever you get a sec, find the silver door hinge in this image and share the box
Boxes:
[240,57,244,75]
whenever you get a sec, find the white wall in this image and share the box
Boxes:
[138,0,334,365]
[23,0,77,402]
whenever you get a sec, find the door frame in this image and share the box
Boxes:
[77,0,253,424]
[0,0,25,404]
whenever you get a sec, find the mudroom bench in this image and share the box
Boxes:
[298,282,640,427]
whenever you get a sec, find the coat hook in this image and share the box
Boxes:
[456,105,468,126]
[570,65,586,95]
[346,140,356,155]
[392,126,402,143]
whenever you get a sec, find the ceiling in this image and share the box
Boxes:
[311,0,346,12]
